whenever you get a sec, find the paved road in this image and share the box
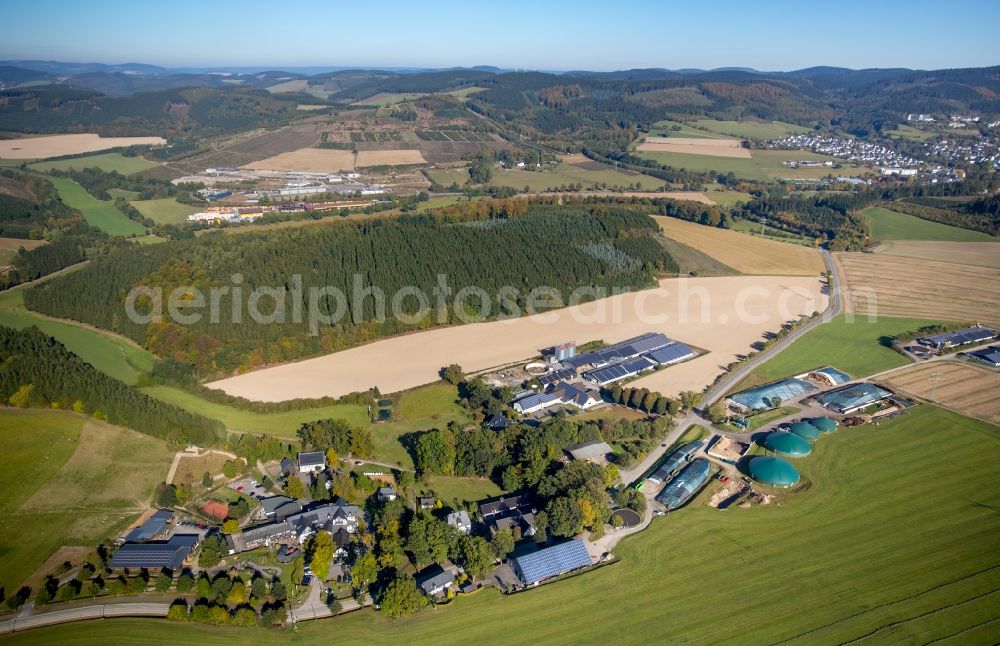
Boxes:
[0,602,169,634]
[288,578,364,624]
[619,250,841,486]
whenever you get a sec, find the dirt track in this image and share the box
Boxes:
[207,275,826,402]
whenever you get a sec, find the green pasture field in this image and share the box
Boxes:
[486,163,664,192]
[353,93,423,106]
[25,404,999,644]
[750,314,944,383]
[863,206,997,242]
[426,168,470,186]
[650,120,725,139]
[633,150,771,182]
[416,195,465,211]
[48,177,147,236]
[29,152,159,175]
[887,124,936,141]
[129,197,200,225]
[0,288,154,385]
[703,189,751,205]
[0,409,170,595]
[424,475,501,509]
[692,119,811,140]
[369,383,469,468]
[445,87,486,98]
[139,384,370,437]
[107,188,141,200]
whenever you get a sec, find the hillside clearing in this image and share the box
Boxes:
[636,136,751,158]
[48,177,147,236]
[653,216,825,275]
[129,197,200,225]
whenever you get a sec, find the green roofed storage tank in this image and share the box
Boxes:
[812,417,838,433]
[788,421,821,441]
[762,431,812,457]
[747,456,800,488]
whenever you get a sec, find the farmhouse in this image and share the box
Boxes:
[512,380,601,415]
[510,539,593,585]
[416,565,456,597]
[917,326,997,350]
[447,510,472,534]
[816,382,893,414]
[298,451,325,473]
[110,534,199,570]
[966,345,1000,367]
[480,494,533,519]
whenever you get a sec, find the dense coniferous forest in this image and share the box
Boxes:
[0,326,223,444]
[25,204,676,373]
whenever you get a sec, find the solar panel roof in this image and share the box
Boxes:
[512,539,592,584]
[538,367,576,386]
[647,343,695,365]
[563,332,672,368]
[109,535,198,570]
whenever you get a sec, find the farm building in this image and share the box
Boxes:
[124,509,173,543]
[816,383,893,414]
[728,377,818,412]
[762,431,813,457]
[811,417,838,433]
[966,345,1000,367]
[788,421,821,441]
[297,451,325,473]
[512,381,601,414]
[917,326,997,350]
[746,456,800,488]
[561,332,695,386]
[566,440,614,463]
[537,367,576,387]
[510,539,592,585]
[648,441,704,484]
[513,392,560,415]
[655,458,712,510]
[110,534,199,570]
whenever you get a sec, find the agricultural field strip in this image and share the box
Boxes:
[882,361,1000,425]
[636,136,752,158]
[0,134,166,159]
[836,253,1000,328]
[876,241,1000,269]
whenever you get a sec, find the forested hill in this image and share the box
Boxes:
[25,203,676,374]
[0,326,222,445]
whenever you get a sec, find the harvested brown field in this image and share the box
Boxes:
[243,147,356,172]
[882,361,1000,425]
[0,237,46,251]
[226,127,319,155]
[207,275,825,402]
[0,134,166,159]
[654,216,825,275]
[356,149,427,166]
[836,252,1000,328]
[169,452,230,486]
[636,137,751,158]
[876,240,1000,269]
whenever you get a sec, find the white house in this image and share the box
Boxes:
[447,510,472,534]
[297,451,325,473]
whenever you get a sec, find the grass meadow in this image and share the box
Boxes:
[751,314,944,381]
[0,409,170,595]
[634,150,772,182]
[29,152,159,175]
[691,119,811,139]
[863,206,997,242]
[15,404,999,644]
[129,197,200,225]
[48,177,148,236]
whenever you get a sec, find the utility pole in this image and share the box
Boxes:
[930,371,941,401]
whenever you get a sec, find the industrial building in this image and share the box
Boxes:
[746,456,800,488]
[816,383,893,414]
[728,377,817,412]
[762,431,813,458]
[648,440,704,484]
[917,326,997,350]
[510,539,592,585]
[124,508,173,543]
[655,458,712,510]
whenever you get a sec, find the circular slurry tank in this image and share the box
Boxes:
[762,431,813,458]
[610,508,642,528]
[812,417,838,433]
[788,421,821,441]
[524,362,548,375]
[747,456,801,488]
